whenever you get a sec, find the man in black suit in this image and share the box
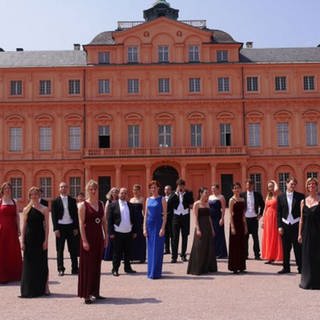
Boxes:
[164,185,174,254]
[51,182,79,276]
[240,179,265,260]
[277,177,304,274]
[108,187,137,276]
[168,178,194,263]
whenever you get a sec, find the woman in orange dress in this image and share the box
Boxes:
[261,180,283,264]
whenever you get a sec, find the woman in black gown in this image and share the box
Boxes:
[298,177,320,289]
[20,187,50,297]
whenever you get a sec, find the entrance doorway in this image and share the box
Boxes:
[221,174,233,206]
[153,165,179,195]
[98,176,111,203]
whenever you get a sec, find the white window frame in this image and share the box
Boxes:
[220,123,231,146]
[128,125,140,148]
[39,127,52,151]
[217,50,228,62]
[128,79,139,94]
[191,124,202,147]
[189,78,201,93]
[306,122,317,146]
[189,45,200,62]
[158,78,170,93]
[10,80,22,96]
[247,76,258,92]
[248,123,261,147]
[68,80,80,95]
[277,122,289,147]
[98,79,110,94]
[10,177,22,199]
[217,77,230,92]
[98,51,110,64]
[9,127,22,152]
[40,177,52,198]
[158,46,169,63]
[275,76,286,91]
[69,126,81,151]
[303,76,315,91]
[159,125,172,147]
[128,46,138,63]
[69,177,81,198]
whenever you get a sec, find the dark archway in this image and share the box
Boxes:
[153,165,179,195]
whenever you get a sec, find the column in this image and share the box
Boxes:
[181,163,186,179]
[115,165,121,187]
[145,164,151,192]
[210,163,217,184]
[241,162,247,184]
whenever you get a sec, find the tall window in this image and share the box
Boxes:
[220,123,231,146]
[158,46,169,63]
[10,80,22,96]
[189,45,199,62]
[277,122,289,147]
[68,80,80,94]
[128,79,139,94]
[69,127,81,151]
[189,78,201,93]
[158,78,170,93]
[306,122,317,146]
[9,127,22,152]
[159,125,172,147]
[279,172,289,193]
[39,127,52,151]
[70,177,81,198]
[249,173,262,194]
[307,172,318,179]
[304,76,315,91]
[248,123,261,147]
[98,79,110,94]
[275,76,287,91]
[10,177,22,199]
[217,77,230,92]
[128,125,140,148]
[247,77,258,92]
[128,46,138,63]
[191,124,202,147]
[40,177,52,198]
[39,80,51,95]
[98,125,110,148]
[98,51,110,64]
[217,50,228,62]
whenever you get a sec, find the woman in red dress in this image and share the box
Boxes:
[0,182,22,283]
[78,180,108,304]
[261,180,283,264]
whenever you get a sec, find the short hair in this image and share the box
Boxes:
[148,180,160,188]
[305,177,318,191]
[176,178,185,186]
[211,184,219,189]
[232,182,242,189]
[133,184,141,191]
[198,187,208,200]
[286,176,297,184]
[0,181,12,196]
[28,186,41,198]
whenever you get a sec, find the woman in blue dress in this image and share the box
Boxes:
[143,180,167,279]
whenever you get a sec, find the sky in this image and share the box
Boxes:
[0,0,319,51]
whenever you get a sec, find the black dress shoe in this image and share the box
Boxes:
[71,269,79,275]
[112,270,119,277]
[278,269,290,274]
[125,268,136,274]
[171,259,177,263]
[255,256,261,260]
[264,260,273,264]
[95,295,106,300]
[58,270,65,276]
[84,298,94,304]
[181,256,188,262]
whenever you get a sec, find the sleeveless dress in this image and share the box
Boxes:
[300,202,320,289]
[103,200,113,261]
[146,197,165,279]
[20,207,48,297]
[78,201,104,298]
[0,200,22,283]
[261,198,283,261]
[209,199,228,258]
[187,207,217,275]
[228,200,246,272]
[130,202,146,262]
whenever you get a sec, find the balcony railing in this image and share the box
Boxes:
[84,146,246,158]
[117,20,207,30]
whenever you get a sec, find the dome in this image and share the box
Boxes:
[89,31,115,45]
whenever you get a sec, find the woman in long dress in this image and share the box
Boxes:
[20,187,50,297]
[298,177,320,289]
[261,180,283,264]
[228,182,248,274]
[78,180,108,304]
[143,180,167,279]
[130,184,146,263]
[208,184,227,258]
[0,182,22,283]
[187,187,217,275]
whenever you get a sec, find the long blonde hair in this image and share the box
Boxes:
[85,179,98,198]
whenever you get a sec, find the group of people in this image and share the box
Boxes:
[0,175,320,305]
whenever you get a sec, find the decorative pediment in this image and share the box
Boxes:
[64,113,83,124]
[5,114,25,124]
[35,113,54,124]
[302,110,320,120]
[187,111,205,121]
[124,112,143,122]
[155,112,175,121]
[95,113,113,122]
[216,111,235,121]
[246,111,264,122]
[273,110,292,121]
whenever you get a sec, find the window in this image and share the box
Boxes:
[279,172,289,193]
[70,177,81,198]
[248,123,261,147]
[189,45,199,62]
[277,122,289,147]
[249,173,262,194]
[306,122,317,146]
[159,125,172,147]
[128,46,138,63]
[220,123,231,146]
[275,76,286,91]
[98,125,110,148]
[217,50,228,62]
[189,78,201,93]
[217,77,230,92]
[158,78,170,93]
[10,177,22,199]
[98,51,110,64]
[191,124,202,147]
[158,46,169,63]
[9,127,22,152]
[128,79,139,94]
[307,172,318,179]
[304,76,315,91]
[39,80,51,95]
[40,177,52,198]
[128,125,140,148]
[247,76,258,92]
[69,127,81,151]
[39,127,52,151]
[68,80,80,95]
[98,79,110,94]
[10,80,22,96]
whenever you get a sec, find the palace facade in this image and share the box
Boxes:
[0,0,320,204]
